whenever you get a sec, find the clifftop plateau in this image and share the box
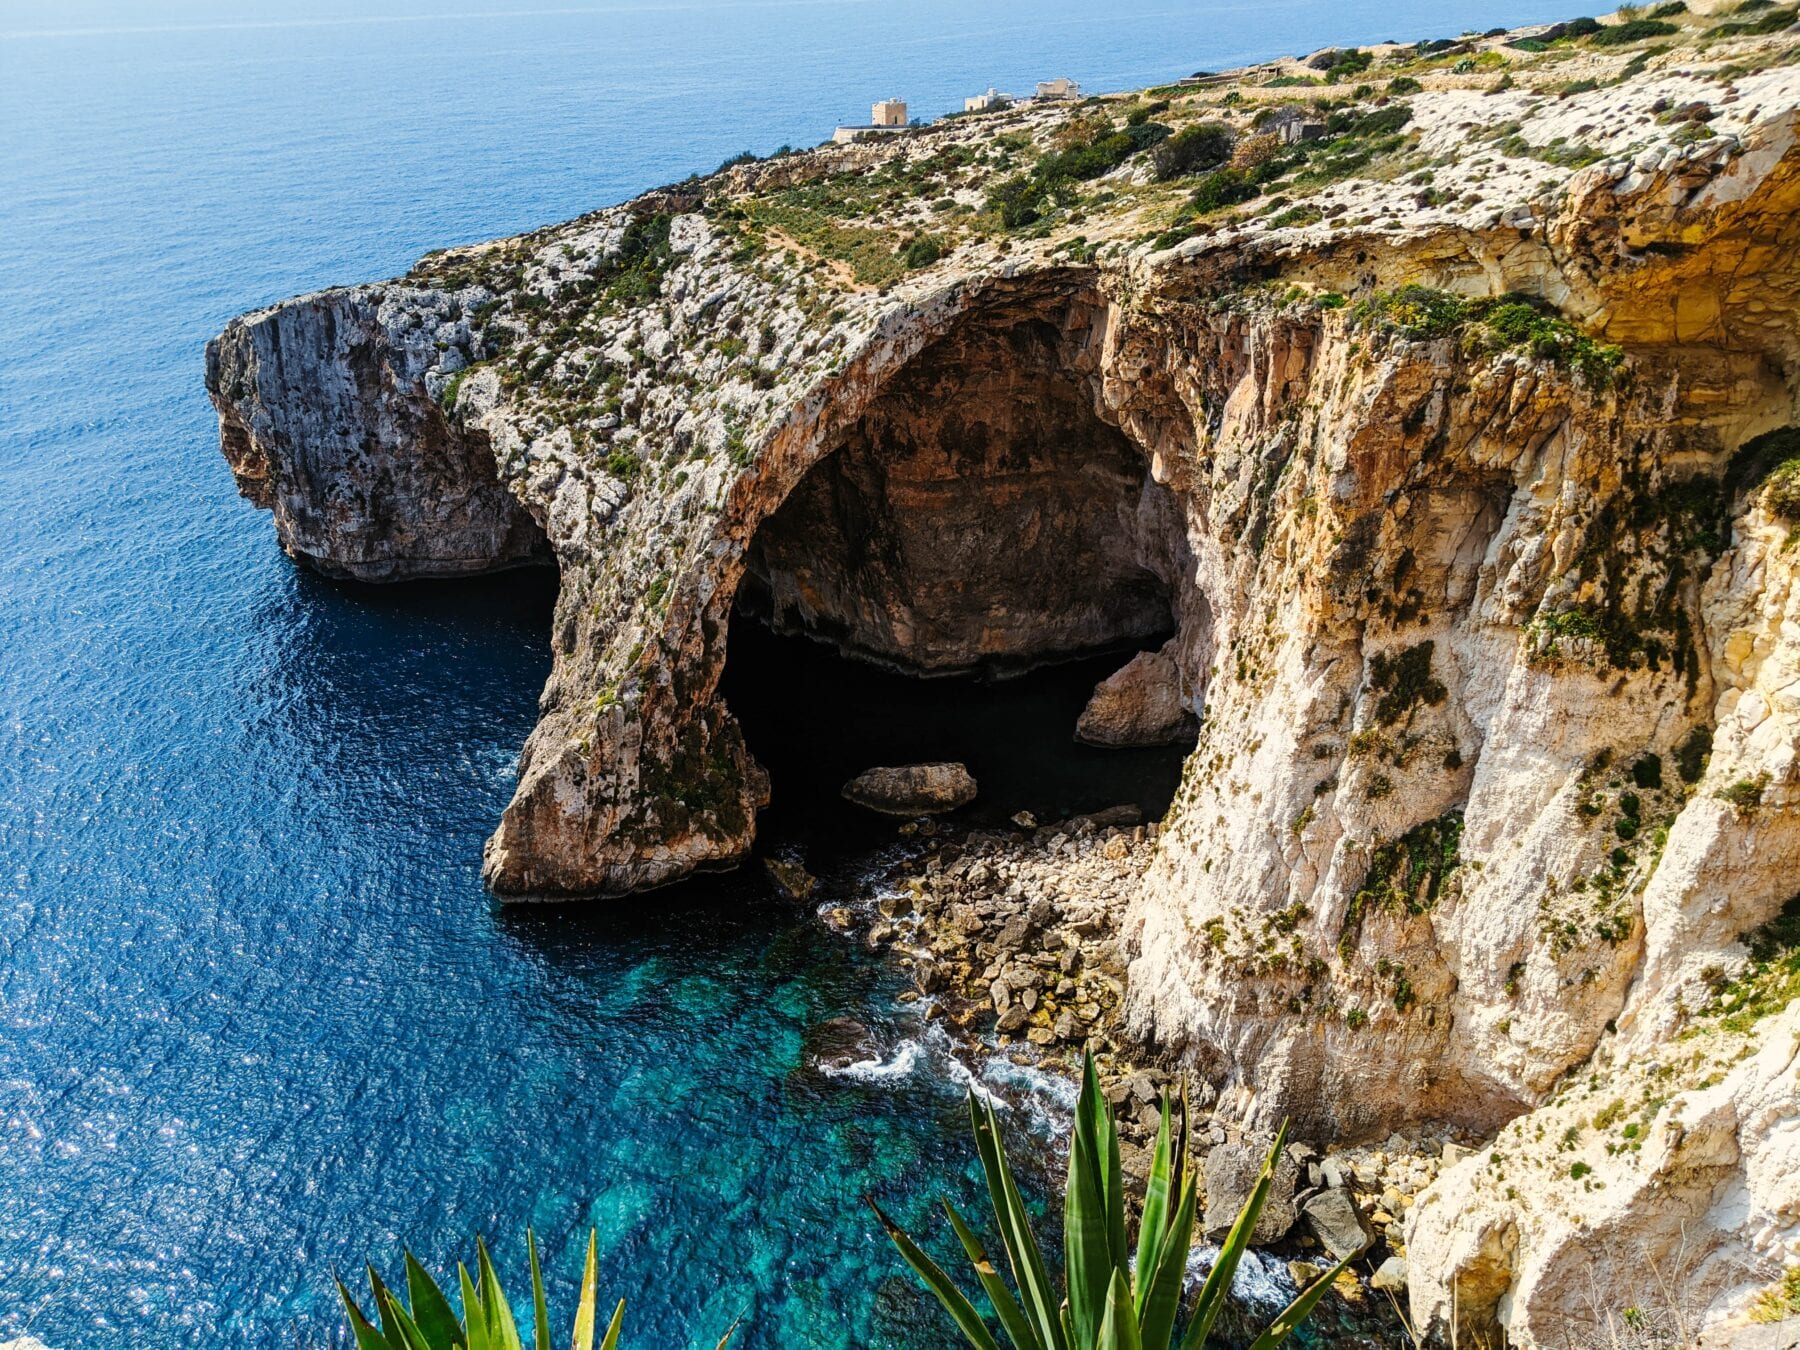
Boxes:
[209,7,1800,1343]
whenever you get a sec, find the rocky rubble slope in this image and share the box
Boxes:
[209,8,1800,1343]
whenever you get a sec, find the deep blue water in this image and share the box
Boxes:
[1,1,1566,1344]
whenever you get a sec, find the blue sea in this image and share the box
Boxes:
[1,1,1561,1344]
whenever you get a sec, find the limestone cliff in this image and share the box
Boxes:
[208,11,1800,1343]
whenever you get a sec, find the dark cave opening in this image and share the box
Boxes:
[735,305,1187,677]
[720,285,1200,854]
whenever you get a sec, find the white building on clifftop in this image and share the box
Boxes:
[963,87,1012,113]
[833,97,911,144]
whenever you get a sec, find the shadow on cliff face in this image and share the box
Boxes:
[737,297,1189,677]
[722,280,1202,855]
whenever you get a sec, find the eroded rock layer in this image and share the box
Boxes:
[208,16,1800,1343]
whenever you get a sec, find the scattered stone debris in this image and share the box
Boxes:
[809,807,1479,1282]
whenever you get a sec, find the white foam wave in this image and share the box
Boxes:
[816,1038,924,1083]
[1186,1241,1297,1309]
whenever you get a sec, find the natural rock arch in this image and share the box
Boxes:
[481,270,1211,897]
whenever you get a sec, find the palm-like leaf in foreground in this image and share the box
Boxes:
[338,1228,736,1350]
[872,1051,1353,1349]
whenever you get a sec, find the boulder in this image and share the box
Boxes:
[763,856,816,900]
[1371,1256,1409,1292]
[1075,642,1193,747]
[1300,1186,1373,1261]
[842,762,978,815]
[804,1017,878,1072]
[1204,1135,1299,1244]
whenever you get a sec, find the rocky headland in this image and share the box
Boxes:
[209,6,1800,1343]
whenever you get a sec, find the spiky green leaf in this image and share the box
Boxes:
[1246,1252,1356,1350]
[404,1250,466,1350]
[1178,1123,1290,1350]
[1134,1095,1175,1310]
[970,1095,1067,1350]
[1137,1174,1197,1350]
[459,1264,491,1350]
[337,1275,397,1350]
[570,1231,599,1350]
[1096,1269,1143,1350]
[1064,1099,1113,1349]
[527,1231,550,1350]
[597,1299,625,1350]
[944,1201,1043,1350]
[868,1197,1002,1350]
[369,1266,408,1346]
[476,1238,523,1350]
[1090,1058,1127,1274]
[374,1282,442,1350]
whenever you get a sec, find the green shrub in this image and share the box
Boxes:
[1150,123,1235,180]
[1719,773,1771,812]
[898,234,945,269]
[1763,460,1800,519]
[1188,166,1260,213]
[1649,0,1687,14]
[988,120,1171,228]
[1035,121,1170,183]
[1565,16,1603,35]
[1387,76,1424,94]
[875,1053,1348,1350]
[1714,6,1800,35]
[1353,285,1468,339]
[1470,297,1626,388]
[1589,17,1680,43]
[1340,811,1463,954]
[1327,48,1375,80]
[1752,1266,1800,1324]
[1269,203,1325,227]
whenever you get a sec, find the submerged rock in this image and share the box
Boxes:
[842,762,977,816]
[1075,642,1193,747]
[763,856,816,900]
[803,1016,879,1072]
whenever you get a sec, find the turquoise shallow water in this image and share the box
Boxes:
[0,1,1565,1344]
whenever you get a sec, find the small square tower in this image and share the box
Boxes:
[871,99,909,127]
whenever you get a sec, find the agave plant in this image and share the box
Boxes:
[870,1052,1353,1349]
[337,1229,737,1350]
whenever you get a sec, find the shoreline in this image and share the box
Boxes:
[800,805,1486,1306]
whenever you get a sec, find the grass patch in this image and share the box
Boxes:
[1340,811,1464,955]
[1695,893,1800,1034]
